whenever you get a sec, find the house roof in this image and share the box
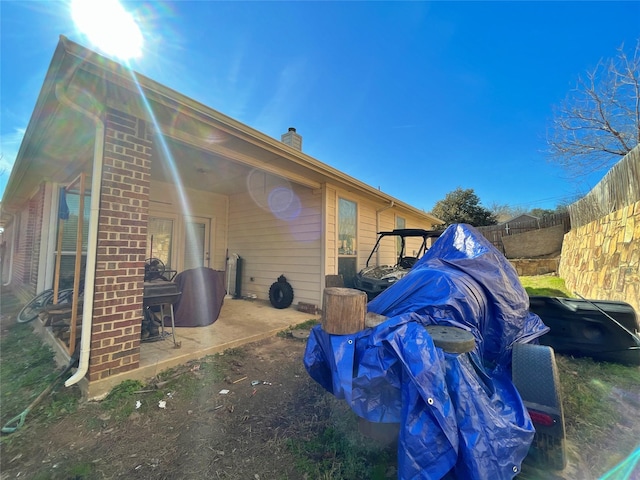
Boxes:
[2,36,442,225]
[500,214,539,224]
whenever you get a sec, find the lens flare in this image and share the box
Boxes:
[599,446,640,480]
[70,0,143,60]
[268,187,301,221]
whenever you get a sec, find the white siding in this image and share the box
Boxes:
[228,180,322,306]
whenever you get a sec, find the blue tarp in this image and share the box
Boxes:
[304,224,550,479]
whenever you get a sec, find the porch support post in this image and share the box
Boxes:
[89,109,151,382]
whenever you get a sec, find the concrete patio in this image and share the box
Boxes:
[96,297,321,399]
[139,297,319,377]
[2,290,320,400]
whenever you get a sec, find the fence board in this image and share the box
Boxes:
[568,147,640,228]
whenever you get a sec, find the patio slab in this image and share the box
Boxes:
[85,298,320,399]
[1,289,320,400]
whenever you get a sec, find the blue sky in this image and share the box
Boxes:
[1,1,639,213]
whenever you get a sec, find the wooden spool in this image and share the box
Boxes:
[322,287,366,334]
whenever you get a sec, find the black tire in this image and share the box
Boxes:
[512,342,567,470]
[269,279,294,309]
[145,258,166,281]
[16,289,76,324]
[57,289,75,305]
[17,289,55,323]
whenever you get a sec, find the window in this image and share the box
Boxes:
[55,192,90,289]
[147,217,174,268]
[338,198,357,255]
[338,198,357,287]
[396,216,405,256]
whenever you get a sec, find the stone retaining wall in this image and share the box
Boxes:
[509,258,560,276]
[558,201,639,312]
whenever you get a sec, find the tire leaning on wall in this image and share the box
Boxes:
[269,275,294,309]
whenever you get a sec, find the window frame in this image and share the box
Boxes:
[396,215,406,256]
[337,197,358,257]
[146,213,178,270]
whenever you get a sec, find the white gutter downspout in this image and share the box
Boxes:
[375,201,395,264]
[2,212,16,286]
[54,81,104,387]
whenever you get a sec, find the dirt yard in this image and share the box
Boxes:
[1,325,638,479]
[1,333,348,479]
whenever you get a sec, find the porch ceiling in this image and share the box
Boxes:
[152,133,327,196]
[152,138,252,195]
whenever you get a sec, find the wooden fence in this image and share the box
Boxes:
[477,213,571,254]
[568,147,640,228]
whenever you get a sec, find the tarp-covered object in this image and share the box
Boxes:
[304,224,550,479]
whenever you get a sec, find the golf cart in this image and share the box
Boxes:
[353,228,442,299]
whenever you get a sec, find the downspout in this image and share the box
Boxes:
[54,81,104,387]
[2,212,16,286]
[375,201,395,264]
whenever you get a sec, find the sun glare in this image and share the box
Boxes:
[70,0,143,60]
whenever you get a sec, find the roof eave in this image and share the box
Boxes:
[1,36,71,208]
[5,36,442,225]
[59,37,442,224]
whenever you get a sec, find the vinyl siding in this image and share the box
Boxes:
[228,181,322,306]
[404,214,439,254]
[325,185,337,275]
[358,201,378,271]
[147,178,436,306]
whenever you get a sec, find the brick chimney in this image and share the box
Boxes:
[281,127,302,151]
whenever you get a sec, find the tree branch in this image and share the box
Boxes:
[547,40,640,176]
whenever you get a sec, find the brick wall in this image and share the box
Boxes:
[8,183,46,300]
[28,184,46,291]
[10,210,28,293]
[559,201,639,312]
[89,109,151,382]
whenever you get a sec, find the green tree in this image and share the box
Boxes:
[548,40,640,176]
[431,188,497,227]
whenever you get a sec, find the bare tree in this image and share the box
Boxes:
[488,202,528,223]
[548,40,640,176]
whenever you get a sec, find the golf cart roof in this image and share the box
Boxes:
[377,229,443,238]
